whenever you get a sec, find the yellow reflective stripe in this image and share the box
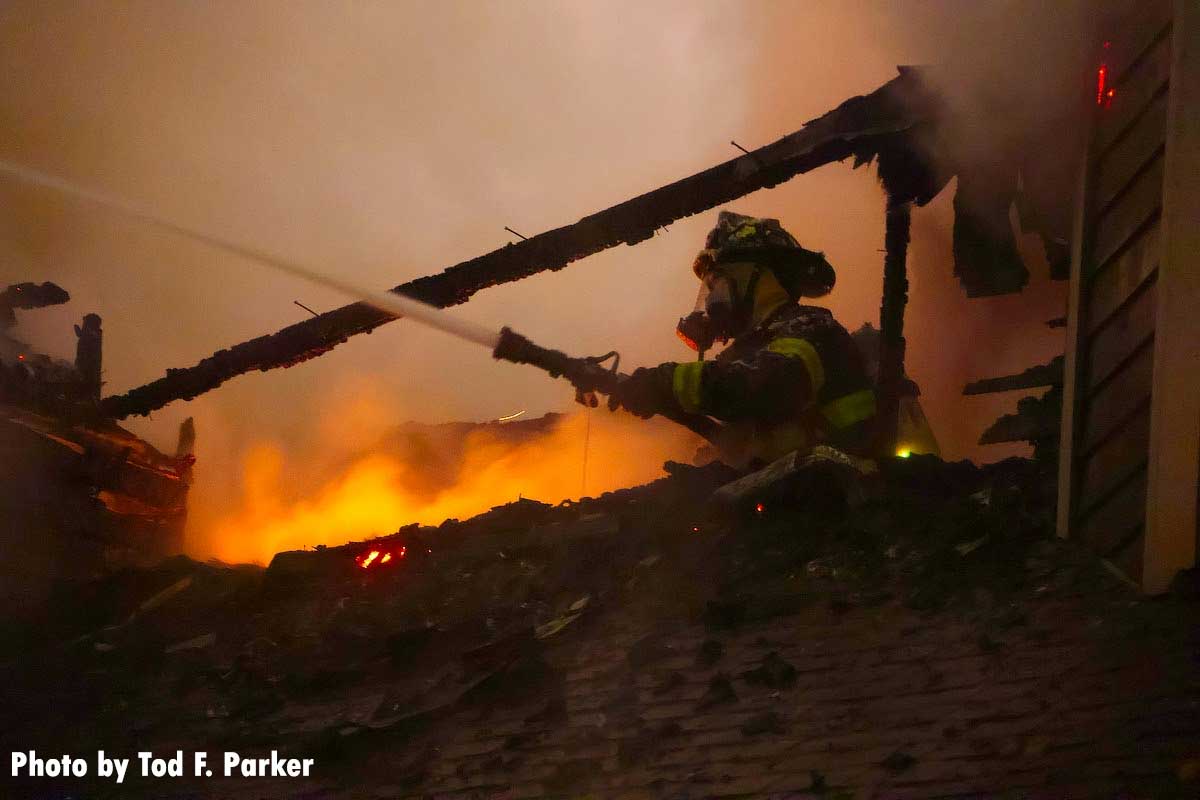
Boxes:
[820,389,877,429]
[672,361,705,414]
[766,337,825,395]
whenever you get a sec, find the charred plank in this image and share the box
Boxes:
[963,355,1064,395]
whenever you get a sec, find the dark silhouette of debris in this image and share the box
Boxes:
[741,710,785,736]
[696,638,724,666]
[963,355,1064,395]
[696,673,738,709]
[742,651,798,689]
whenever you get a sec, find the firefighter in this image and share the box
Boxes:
[607,211,877,467]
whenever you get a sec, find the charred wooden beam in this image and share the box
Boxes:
[101,67,940,419]
[875,199,912,454]
[979,401,1059,444]
[963,355,1063,396]
[74,313,103,403]
[979,386,1062,464]
[869,119,953,455]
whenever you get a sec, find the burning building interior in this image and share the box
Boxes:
[1,1,1198,798]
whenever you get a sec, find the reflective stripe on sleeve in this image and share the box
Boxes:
[672,360,706,414]
[820,389,877,429]
[765,337,825,396]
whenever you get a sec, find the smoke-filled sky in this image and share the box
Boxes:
[0,1,1080,540]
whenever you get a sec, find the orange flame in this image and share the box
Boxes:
[195,411,699,564]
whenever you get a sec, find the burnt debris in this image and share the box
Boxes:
[0,280,69,329]
[0,282,192,615]
[4,451,1196,799]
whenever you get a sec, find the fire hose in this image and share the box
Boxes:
[0,158,722,445]
[491,327,721,443]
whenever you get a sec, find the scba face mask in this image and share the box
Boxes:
[675,264,763,353]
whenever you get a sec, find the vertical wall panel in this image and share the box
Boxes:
[1059,0,1182,591]
[1143,0,1200,592]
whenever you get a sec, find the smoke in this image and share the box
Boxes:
[0,1,1092,562]
[728,0,1088,459]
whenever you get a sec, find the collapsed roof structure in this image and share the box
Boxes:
[0,282,194,619]
[100,65,1075,422]
[0,54,1086,633]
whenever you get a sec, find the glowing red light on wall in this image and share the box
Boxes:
[1096,40,1115,108]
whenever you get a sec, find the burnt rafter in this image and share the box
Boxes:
[963,355,1064,396]
[102,67,942,419]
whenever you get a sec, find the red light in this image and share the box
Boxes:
[691,525,700,533]
[17,354,24,361]
[1096,64,1108,105]
[755,502,765,514]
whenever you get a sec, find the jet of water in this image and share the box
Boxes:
[0,159,501,350]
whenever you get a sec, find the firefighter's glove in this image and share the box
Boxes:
[574,388,600,408]
[607,364,679,419]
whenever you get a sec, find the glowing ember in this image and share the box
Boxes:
[676,329,701,351]
[356,544,407,569]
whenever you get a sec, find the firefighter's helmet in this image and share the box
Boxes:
[692,211,835,298]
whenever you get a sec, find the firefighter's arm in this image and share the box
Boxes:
[606,338,825,421]
[673,338,821,421]
[605,363,680,418]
